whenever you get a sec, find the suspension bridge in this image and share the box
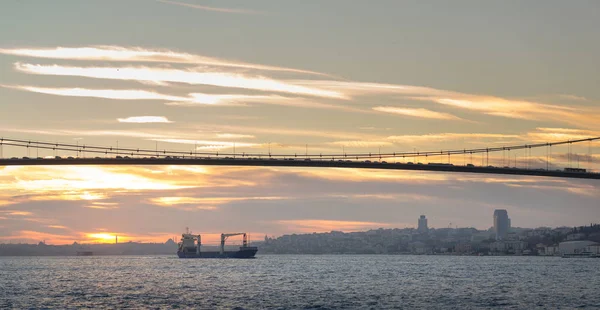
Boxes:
[0,136,599,180]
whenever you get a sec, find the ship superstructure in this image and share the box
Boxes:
[177,229,257,258]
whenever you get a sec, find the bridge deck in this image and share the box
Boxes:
[0,158,598,180]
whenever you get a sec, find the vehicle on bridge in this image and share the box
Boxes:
[564,167,587,173]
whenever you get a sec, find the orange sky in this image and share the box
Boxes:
[1,1,600,244]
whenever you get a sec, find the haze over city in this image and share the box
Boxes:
[1,1,600,245]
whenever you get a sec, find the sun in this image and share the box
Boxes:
[86,233,117,243]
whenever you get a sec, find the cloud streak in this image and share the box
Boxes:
[2,84,186,101]
[157,0,261,15]
[117,116,172,123]
[4,46,599,129]
[151,138,260,150]
[373,106,461,120]
[293,80,600,129]
[216,133,255,139]
[14,63,346,99]
[1,46,325,76]
[3,84,365,114]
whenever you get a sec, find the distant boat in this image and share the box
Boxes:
[562,251,598,258]
[76,251,93,256]
[177,230,257,259]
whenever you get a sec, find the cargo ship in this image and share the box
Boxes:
[177,229,257,258]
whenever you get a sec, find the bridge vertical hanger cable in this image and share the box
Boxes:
[546,144,550,171]
[568,142,571,168]
[525,147,531,169]
[589,140,592,172]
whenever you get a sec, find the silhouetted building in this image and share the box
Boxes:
[418,215,428,233]
[494,209,510,240]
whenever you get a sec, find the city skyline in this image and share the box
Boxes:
[1,1,600,244]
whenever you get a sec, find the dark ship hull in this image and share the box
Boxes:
[177,247,257,259]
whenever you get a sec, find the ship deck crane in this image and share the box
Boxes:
[221,233,248,254]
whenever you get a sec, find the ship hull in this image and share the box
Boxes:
[177,248,257,259]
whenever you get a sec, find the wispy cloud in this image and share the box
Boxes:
[526,127,600,142]
[151,138,260,150]
[148,196,284,210]
[329,141,393,148]
[3,85,351,111]
[373,106,461,120]
[4,46,599,129]
[84,202,119,210]
[216,133,255,139]
[2,84,186,101]
[557,94,588,101]
[14,63,346,99]
[47,225,68,229]
[385,133,521,144]
[0,46,326,76]
[421,96,600,129]
[157,0,261,15]
[168,93,285,106]
[3,211,34,216]
[293,80,600,129]
[117,116,172,123]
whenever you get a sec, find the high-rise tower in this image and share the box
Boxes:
[418,215,428,233]
[493,210,510,240]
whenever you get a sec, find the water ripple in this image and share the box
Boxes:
[0,255,599,309]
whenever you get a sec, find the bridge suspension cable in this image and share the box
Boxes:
[1,136,599,161]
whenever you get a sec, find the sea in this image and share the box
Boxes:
[1,255,599,309]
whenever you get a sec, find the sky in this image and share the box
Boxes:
[0,0,599,244]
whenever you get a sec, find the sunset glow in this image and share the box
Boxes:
[1,1,599,246]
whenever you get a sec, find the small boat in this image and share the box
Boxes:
[562,251,598,258]
[177,229,257,259]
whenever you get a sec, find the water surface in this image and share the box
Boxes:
[1,255,599,309]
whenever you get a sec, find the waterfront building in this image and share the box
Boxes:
[585,244,600,254]
[559,240,598,255]
[454,243,472,254]
[490,240,527,254]
[418,215,428,233]
[493,209,510,240]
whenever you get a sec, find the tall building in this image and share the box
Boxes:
[418,215,428,233]
[494,209,510,240]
